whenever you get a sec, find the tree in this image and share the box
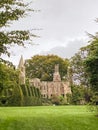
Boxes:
[71,84,93,104]
[0,0,41,106]
[25,55,69,81]
[0,0,36,58]
[84,37,98,91]
[69,48,89,87]
[0,62,20,105]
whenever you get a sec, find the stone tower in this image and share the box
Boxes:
[53,64,61,82]
[18,55,25,85]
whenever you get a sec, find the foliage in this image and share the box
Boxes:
[83,87,93,103]
[20,83,42,106]
[0,0,42,106]
[0,62,42,106]
[7,85,23,106]
[66,93,72,104]
[84,41,98,91]
[70,85,93,105]
[87,92,98,116]
[0,0,36,57]
[23,96,42,106]
[51,95,60,105]
[71,85,84,104]
[0,62,23,106]
[69,48,89,86]
[42,98,52,106]
[68,37,98,106]
[59,95,68,105]
[0,62,18,93]
[50,95,68,105]
[25,55,69,81]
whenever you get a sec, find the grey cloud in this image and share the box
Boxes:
[2,0,98,65]
[41,38,88,58]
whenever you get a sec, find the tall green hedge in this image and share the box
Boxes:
[0,84,42,106]
[20,84,42,106]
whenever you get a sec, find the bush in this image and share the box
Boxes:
[7,85,24,106]
[87,92,98,116]
[42,98,52,106]
[51,95,60,105]
[23,96,42,106]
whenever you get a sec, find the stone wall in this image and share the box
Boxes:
[29,78,71,99]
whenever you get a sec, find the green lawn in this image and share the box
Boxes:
[0,106,97,130]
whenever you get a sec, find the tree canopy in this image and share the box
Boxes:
[69,47,89,86]
[0,0,36,58]
[84,36,98,91]
[25,55,69,81]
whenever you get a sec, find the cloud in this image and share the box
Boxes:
[2,0,98,65]
[40,37,88,58]
[1,37,89,67]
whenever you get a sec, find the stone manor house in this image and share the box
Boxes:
[18,56,71,99]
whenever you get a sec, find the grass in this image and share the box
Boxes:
[0,105,98,130]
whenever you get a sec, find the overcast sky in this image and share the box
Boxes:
[2,0,98,66]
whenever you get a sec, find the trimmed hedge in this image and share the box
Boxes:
[0,84,42,106]
[20,84,42,106]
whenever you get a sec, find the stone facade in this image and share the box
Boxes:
[18,56,71,99]
[29,79,71,98]
[29,64,71,99]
